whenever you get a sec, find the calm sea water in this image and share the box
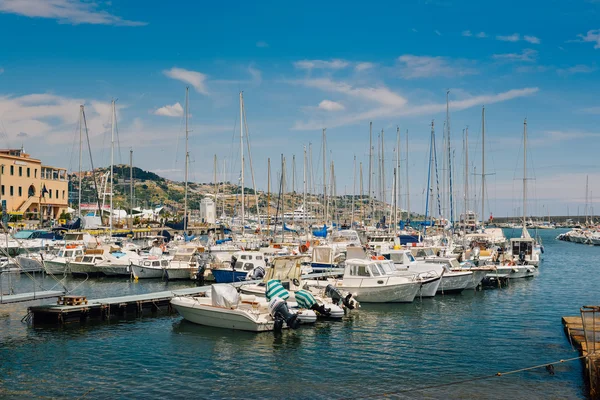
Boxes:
[0,228,597,399]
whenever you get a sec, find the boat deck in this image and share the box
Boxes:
[0,290,66,304]
[562,312,600,398]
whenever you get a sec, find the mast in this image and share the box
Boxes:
[352,154,356,227]
[303,147,307,234]
[322,128,327,223]
[129,148,133,228]
[406,129,410,223]
[292,154,296,194]
[424,121,434,235]
[381,129,385,211]
[240,91,245,234]
[78,105,83,218]
[447,90,454,226]
[213,154,218,205]
[481,106,485,228]
[360,162,364,222]
[585,175,589,225]
[396,126,401,229]
[464,127,469,233]
[184,87,189,232]
[110,99,115,235]
[522,119,527,236]
[368,122,373,224]
[281,154,285,243]
[267,157,271,236]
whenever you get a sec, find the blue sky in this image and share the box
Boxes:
[0,0,599,218]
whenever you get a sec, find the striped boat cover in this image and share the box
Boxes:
[265,279,290,301]
[294,290,317,309]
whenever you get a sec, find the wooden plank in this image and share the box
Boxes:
[0,290,66,304]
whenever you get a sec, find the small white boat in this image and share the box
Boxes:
[171,284,301,332]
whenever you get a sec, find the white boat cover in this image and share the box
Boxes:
[211,284,240,308]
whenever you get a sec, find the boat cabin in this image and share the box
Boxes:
[231,251,266,272]
[344,259,396,278]
[382,250,417,266]
[509,237,534,264]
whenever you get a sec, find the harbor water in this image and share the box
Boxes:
[0,228,597,399]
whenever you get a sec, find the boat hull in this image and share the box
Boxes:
[171,297,274,332]
[212,269,249,283]
[131,264,164,279]
[438,272,472,294]
[43,259,69,275]
[339,281,420,303]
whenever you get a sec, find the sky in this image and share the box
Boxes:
[0,0,599,219]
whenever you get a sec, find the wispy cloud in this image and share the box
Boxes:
[476,32,487,38]
[497,33,521,42]
[0,0,146,26]
[163,67,208,94]
[293,59,349,70]
[0,67,3,74]
[496,33,541,44]
[576,29,600,49]
[557,64,597,75]
[291,78,538,130]
[492,49,538,62]
[582,106,600,114]
[396,55,477,78]
[434,29,442,36]
[462,30,472,37]
[463,30,487,38]
[318,100,345,111]
[256,41,269,48]
[355,62,375,71]
[153,102,184,117]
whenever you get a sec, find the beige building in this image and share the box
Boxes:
[0,149,69,220]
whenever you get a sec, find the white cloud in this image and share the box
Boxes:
[557,64,596,75]
[396,55,477,78]
[0,0,146,26]
[0,67,3,74]
[318,100,345,111]
[524,35,541,44]
[153,102,184,117]
[355,62,375,71]
[256,41,269,48]
[434,30,442,36]
[497,33,521,42]
[492,49,538,62]
[577,29,600,49]
[476,32,487,38]
[582,106,600,114]
[411,28,418,32]
[462,30,472,37]
[292,77,538,130]
[163,67,208,94]
[293,59,349,70]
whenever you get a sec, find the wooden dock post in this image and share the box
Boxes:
[562,305,600,399]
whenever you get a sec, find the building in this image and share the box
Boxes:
[0,149,69,220]
[199,198,216,224]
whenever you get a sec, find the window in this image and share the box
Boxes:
[27,168,30,177]
[34,169,37,178]
[10,186,13,196]
[55,190,58,198]
[18,187,22,197]
[62,190,65,199]
[10,166,13,175]
[0,165,3,174]
[1,185,3,196]
[18,166,22,177]
[49,190,52,199]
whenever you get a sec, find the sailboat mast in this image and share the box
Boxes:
[130,148,133,228]
[267,157,271,235]
[78,105,83,218]
[464,127,469,233]
[281,155,285,242]
[396,126,401,228]
[368,122,373,224]
[523,119,527,233]
[406,129,410,223]
[447,90,453,225]
[360,162,364,222]
[481,106,485,228]
[184,87,189,232]
[110,100,115,235]
[322,128,327,223]
[424,121,434,235]
[303,147,307,234]
[381,129,385,211]
[240,91,245,234]
[352,155,356,227]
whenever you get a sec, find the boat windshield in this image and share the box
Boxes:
[65,251,73,257]
[64,233,83,241]
[377,261,395,275]
[369,264,384,276]
[389,253,405,264]
[173,255,192,262]
[13,231,34,239]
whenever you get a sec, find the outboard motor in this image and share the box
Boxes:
[230,255,238,270]
[268,297,299,331]
[246,266,265,281]
[195,254,208,285]
[325,284,358,310]
[295,289,331,317]
[519,250,526,264]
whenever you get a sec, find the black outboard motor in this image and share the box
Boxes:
[195,254,209,285]
[230,255,238,270]
[519,250,526,264]
[268,297,300,331]
[325,284,357,310]
[247,266,265,280]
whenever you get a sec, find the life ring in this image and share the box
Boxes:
[160,244,167,252]
[66,244,77,249]
[299,244,309,253]
[371,255,385,260]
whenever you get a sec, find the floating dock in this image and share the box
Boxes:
[562,306,600,399]
[27,270,344,325]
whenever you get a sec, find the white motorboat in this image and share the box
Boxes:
[43,245,85,275]
[132,244,203,280]
[68,246,139,276]
[306,258,421,303]
[171,284,301,332]
[211,251,267,284]
[381,249,443,297]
